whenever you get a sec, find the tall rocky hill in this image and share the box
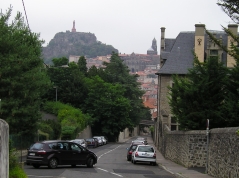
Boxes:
[42,31,118,64]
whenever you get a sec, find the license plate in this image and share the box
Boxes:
[29,153,35,156]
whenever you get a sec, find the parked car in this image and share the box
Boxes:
[100,136,107,145]
[26,140,97,169]
[70,139,88,148]
[93,136,103,146]
[131,145,156,165]
[135,137,148,145]
[85,138,98,148]
[131,139,146,145]
[126,142,144,161]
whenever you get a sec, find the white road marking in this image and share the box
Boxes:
[98,145,121,160]
[111,172,123,177]
[97,145,123,177]
[97,168,109,172]
[28,176,65,178]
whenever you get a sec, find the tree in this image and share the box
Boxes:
[217,0,239,23]
[100,52,149,128]
[0,8,51,135]
[45,62,87,109]
[77,56,87,75]
[205,1,239,127]
[83,76,131,141]
[52,57,68,67]
[168,56,229,130]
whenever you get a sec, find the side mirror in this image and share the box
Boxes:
[126,148,129,150]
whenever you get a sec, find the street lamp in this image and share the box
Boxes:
[53,86,57,102]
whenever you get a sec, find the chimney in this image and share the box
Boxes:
[195,24,205,63]
[160,27,166,53]
[227,24,238,67]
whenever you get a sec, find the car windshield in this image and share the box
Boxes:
[138,146,154,152]
[30,143,44,150]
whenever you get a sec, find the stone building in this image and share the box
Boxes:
[119,38,160,73]
[155,24,238,138]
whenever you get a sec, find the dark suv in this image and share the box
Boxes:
[26,140,97,169]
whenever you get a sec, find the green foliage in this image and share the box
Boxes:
[217,0,239,23]
[205,4,239,128]
[9,166,27,178]
[83,76,131,141]
[9,140,27,178]
[43,101,91,139]
[99,52,149,127]
[44,63,87,109]
[149,126,154,132]
[77,56,87,75]
[52,57,68,67]
[168,56,229,130]
[9,140,18,169]
[0,7,51,135]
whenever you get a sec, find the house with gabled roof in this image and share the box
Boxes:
[155,24,238,142]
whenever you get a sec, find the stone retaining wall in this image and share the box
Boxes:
[208,127,239,178]
[165,130,207,168]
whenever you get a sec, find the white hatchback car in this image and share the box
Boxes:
[131,145,156,165]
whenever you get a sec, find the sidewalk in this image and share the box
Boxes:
[146,136,214,178]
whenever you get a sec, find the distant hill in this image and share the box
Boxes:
[42,31,118,64]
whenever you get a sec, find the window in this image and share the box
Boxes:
[71,143,81,151]
[210,50,218,56]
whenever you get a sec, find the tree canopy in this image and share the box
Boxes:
[0,8,51,135]
[168,56,229,130]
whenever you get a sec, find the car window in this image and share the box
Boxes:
[138,146,154,152]
[70,143,83,151]
[30,143,44,150]
[56,142,70,150]
[131,145,137,150]
[48,143,57,149]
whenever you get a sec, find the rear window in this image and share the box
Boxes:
[138,146,154,152]
[30,143,44,150]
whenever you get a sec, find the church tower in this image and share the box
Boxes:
[72,20,76,32]
[152,38,157,52]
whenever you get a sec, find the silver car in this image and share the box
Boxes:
[93,136,103,146]
[70,139,88,148]
[131,145,156,165]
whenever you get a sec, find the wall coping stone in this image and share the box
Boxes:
[210,127,239,134]
[167,130,206,135]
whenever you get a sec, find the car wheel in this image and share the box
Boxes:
[32,164,40,168]
[71,164,76,167]
[86,157,94,168]
[127,156,130,161]
[132,159,136,164]
[48,158,58,169]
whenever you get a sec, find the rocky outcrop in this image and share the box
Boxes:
[42,31,118,64]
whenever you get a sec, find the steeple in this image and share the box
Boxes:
[152,37,157,52]
[72,20,76,32]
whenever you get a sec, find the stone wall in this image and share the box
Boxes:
[208,127,239,178]
[77,125,92,139]
[0,119,9,178]
[164,130,207,168]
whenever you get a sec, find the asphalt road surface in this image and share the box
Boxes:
[24,137,175,178]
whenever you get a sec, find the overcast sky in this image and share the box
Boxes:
[2,0,233,54]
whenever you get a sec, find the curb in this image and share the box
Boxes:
[157,162,188,178]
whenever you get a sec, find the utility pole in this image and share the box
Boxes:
[206,119,210,174]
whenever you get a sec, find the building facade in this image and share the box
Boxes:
[155,24,238,147]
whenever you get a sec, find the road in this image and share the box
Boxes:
[23,137,175,178]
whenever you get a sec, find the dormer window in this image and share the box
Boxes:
[210,50,218,56]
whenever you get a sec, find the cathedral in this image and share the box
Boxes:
[119,38,160,73]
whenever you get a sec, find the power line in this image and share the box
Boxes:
[21,0,30,30]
